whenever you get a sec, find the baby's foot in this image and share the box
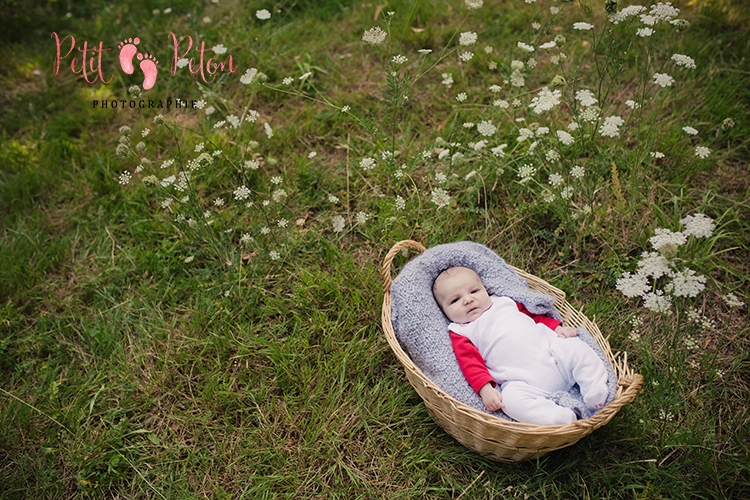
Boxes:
[583,383,609,410]
[137,53,159,90]
[117,37,140,74]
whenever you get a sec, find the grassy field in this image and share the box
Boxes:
[1,0,749,498]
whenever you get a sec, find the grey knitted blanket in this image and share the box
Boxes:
[390,241,616,421]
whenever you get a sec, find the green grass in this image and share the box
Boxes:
[2,0,749,498]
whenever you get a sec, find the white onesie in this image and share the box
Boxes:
[450,296,609,425]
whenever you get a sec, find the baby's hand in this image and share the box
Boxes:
[555,325,578,338]
[479,383,504,412]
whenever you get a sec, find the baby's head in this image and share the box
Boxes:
[432,266,492,324]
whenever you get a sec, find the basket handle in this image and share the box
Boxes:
[382,240,427,292]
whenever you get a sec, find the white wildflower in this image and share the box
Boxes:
[355,211,370,224]
[430,188,451,208]
[650,2,680,21]
[494,99,510,109]
[240,68,258,85]
[599,115,625,138]
[695,146,711,159]
[392,54,408,65]
[682,126,699,135]
[557,130,575,146]
[722,293,745,308]
[477,121,497,137]
[636,28,654,37]
[680,213,715,238]
[625,99,640,109]
[465,0,483,9]
[575,89,598,107]
[671,54,696,69]
[491,144,508,157]
[360,157,376,170]
[653,73,675,87]
[573,22,594,30]
[456,92,467,102]
[636,252,672,279]
[548,173,564,186]
[529,87,561,114]
[616,272,650,298]
[118,171,131,185]
[362,26,387,45]
[459,51,473,62]
[441,73,454,86]
[643,291,673,313]
[517,128,534,142]
[650,228,687,250]
[517,42,535,52]
[233,185,251,200]
[255,9,271,20]
[670,269,706,297]
[264,122,274,139]
[459,32,478,46]
[518,163,536,180]
[539,41,556,49]
[570,165,585,178]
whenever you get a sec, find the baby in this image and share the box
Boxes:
[432,266,609,425]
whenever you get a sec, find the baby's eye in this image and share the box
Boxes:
[450,297,459,304]
[471,289,479,293]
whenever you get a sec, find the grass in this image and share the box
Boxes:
[1,0,749,498]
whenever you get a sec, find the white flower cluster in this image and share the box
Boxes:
[615,214,715,313]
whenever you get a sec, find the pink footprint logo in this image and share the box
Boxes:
[117,37,140,74]
[136,53,159,90]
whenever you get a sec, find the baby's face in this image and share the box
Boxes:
[433,267,492,324]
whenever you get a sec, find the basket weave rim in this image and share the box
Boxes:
[381,239,644,436]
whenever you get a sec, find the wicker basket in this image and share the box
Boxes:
[381,240,643,463]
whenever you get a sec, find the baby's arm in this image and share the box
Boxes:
[450,332,496,394]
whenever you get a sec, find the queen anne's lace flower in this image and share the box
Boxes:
[643,291,672,313]
[670,269,706,297]
[517,42,535,52]
[650,228,687,250]
[649,2,680,21]
[233,185,251,200]
[680,213,715,238]
[636,252,672,279]
[609,5,647,24]
[332,215,345,233]
[573,22,594,30]
[682,126,698,135]
[671,54,696,69]
[616,272,650,298]
[653,73,675,87]
[529,87,561,114]
[362,26,387,45]
[459,32,478,46]
[575,89,598,107]
[599,115,625,138]
[476,120,497,137]
[557,130,575,146]
[430,188,451,208]
[695,146,711,159]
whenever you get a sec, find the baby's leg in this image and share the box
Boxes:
[501,381,577,425]
[553,339,609,410]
